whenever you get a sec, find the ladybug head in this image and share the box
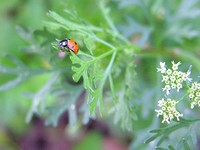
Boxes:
[58,39,68,48]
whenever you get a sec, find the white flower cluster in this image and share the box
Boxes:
[188,82,200,109]
[157,61,192,95]
[155,98,183,124]
[155,61,192,124]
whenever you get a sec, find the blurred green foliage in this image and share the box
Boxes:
[0,0,200,149]
[73,131,103,150]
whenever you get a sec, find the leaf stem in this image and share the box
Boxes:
[99,1,119,35]
[94,36,115,49]
[177,92,188,103]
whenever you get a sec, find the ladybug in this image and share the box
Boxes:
[58,39,79,54]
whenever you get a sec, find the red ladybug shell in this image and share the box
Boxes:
[67,39,79,54]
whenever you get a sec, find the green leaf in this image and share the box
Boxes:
[145,134,160,144]
[47,11,92,36]
[89,85,103,115]
[16,26,33,43]
[164,0,200,43]
[43,21,64,31]
[83,36,95,55]
[26,72,60,123]
[5,54,27,67]
[182,139,191,150]
[177,138,192,150]
[45,84,83,127]
[70,51,106,116]
[47,11,79,31]
[70,52,89,82]
[0,55,51,91]
[145,119,199,147]
[0,74,28,91]
[155,147,168,150]
[168,145,176,150]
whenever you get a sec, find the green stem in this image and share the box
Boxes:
[89,45,138,64]
[103,52,116,82]
[100,1,119,35]
[99,0,130,45]
[78,51,95,58]
[94,36,115,49]
[177,92,188,103]
[109,74,117,101]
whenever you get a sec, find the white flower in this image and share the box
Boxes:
[198,101,200,106]
[157,61,192,95]
[188,82,200,109]
[177,71,183,77]
[170,76,176,82]
[166,69,172,75]
[162,75,169,82]
[172,61,181,70]
[189,93,194,99]
[176,83,182,92]
[157,62,166,73]
[157,98,166,107]
[182,71,192,82]
[196,92,200,97]
[162,85,171,95]
[155,109,163,117]
[171,83,176,89]
[176,78,183,83]
[155,98,182,124]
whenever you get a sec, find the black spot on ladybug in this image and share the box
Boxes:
[75,42,77,45]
